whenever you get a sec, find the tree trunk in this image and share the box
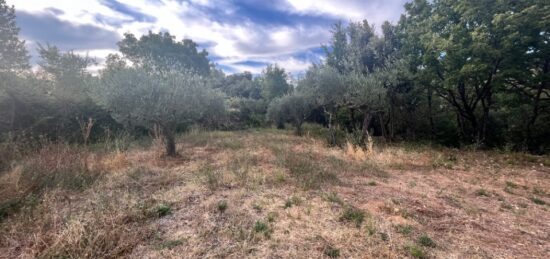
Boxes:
[361,111,373,152]
[294,121,303,136]
[161,125,177,156]
[427,87,435,140]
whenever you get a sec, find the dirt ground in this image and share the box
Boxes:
[1,129,549,258]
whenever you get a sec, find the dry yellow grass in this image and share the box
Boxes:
[0,129,549,258]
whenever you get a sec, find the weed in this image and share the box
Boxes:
[340,206,365,227]
[533,187,547,196]
[368,181,377,186]
[254,220,269,232]
[324,245,340,258]
[361,162,390,178]
[324,192,343,204]
[19,144,101,194]
[218,200,228,213]
[500,202,513,210]
[505,181,518,188]
[366,220,377,236]
[379,232,389,241]
[283,151,339,189]
[202,165,223,191]
[284,195,302,209]
[395,224,414,235]
[530,197,546,205]
[418,234,436,247]
[475,188,490,197]
[253,220,271,238]
[157,239,184,250]
[156,204,172,217]
[0,198,24,221]
[252,203,263,212]
[267,212,277,222]
[406,245,427,259]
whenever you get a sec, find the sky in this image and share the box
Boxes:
[9,0,408,75]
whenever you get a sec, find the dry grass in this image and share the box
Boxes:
[0,129,549,258]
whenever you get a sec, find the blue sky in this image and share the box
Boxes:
[10,0,408,75]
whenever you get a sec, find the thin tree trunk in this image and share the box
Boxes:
[361,111,373,152]
[427,87,435,140]
[161,125,177,156]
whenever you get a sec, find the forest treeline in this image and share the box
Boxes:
[0,0,549,157]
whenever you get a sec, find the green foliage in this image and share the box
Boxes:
[0,0,29,72]
[95,67,225,156]
[260,64,291,101]
[117,31,211,76]
[267,93,315,135]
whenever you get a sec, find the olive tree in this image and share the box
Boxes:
[95,66,225,156]
[267,93,314,135]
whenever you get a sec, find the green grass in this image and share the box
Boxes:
[475,188,490,197]
[217,200,228,213]
[418,234,436,247]
[395,224,414,235]
[284,195,302,209]
[324,192,343,204]
[340,206,365,227]
[406,245,427,259]
[530,197,546,205]
[324,246,340,258]
[156,204,172,217]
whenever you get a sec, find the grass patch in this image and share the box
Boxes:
[324,192,343,204]
[505,181,518,188]
[530,197,546,205]
[218,200,228,213]
[418,234,436,247]
[282,151,339,190]
[156,204,172,217]
[284,195,302,209]
[361,162,390,178]
[340,206,365,227]
[395,224,414,235]
[324,245,340,258]
[156,239,184,250]
[475,188,490,197]
[406,245,427,259]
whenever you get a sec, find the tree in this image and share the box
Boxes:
[96,66,225,156]
[0,0,29,72]
[267,93,314,135]
[117,31,211,76]
[260,64,291,101]
[496,0,550,152]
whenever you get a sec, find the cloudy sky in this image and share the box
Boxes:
[10,0,408,75]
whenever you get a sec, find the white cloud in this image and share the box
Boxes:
[8,0,407,74]
[283,0,407,25]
